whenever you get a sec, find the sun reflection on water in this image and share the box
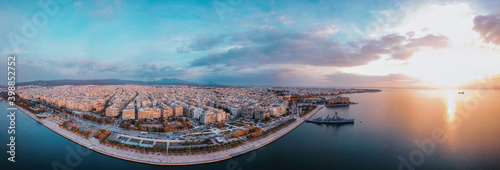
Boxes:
[444,89,460,154]
[446,89,456,123]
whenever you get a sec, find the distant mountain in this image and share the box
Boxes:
[153,78,197,85]
[204,81,221,86]
[16,78,223,87]
[17,79,131,86]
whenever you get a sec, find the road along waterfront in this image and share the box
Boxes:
[12,100,324,165]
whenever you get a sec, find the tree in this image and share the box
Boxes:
[264,116,271,122]
[217,122,225,129]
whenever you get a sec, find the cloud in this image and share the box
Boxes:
[187,28,356,68]
[61,58,120,75]
[259,25,277,31]
[276,15,295,24]
[390,34,449,59]
[0,56,71,83]
[125,63,188,80]
[87,0,126,19]
[185,27,450,69]
[58,58,186,79]
[22,58,33,64]
[176,34,229,53]
[406,34,449,48]
[261,12,295,24]
[473,14,500,45]
[73,2,83,7]
[193,67,307,87]
[324,72,421,87]
[0,49,29,55]
[5,55,188,83]
[190,66,421,88]
[88,6,114,18]
[315,25,339,36]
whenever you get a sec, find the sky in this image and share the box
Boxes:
[1,0,500,88]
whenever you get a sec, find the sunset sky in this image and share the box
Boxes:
[1,0,500,88]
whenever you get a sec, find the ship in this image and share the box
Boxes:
[458,91,464,94]
[306,111,354,124]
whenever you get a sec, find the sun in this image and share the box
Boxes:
[340,2,500,88]
[400,47,500,88]
[340,46,500,88]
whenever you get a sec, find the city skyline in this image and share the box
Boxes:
[3,1,500,169]
[10,83,361,165]
[1,0,500,88]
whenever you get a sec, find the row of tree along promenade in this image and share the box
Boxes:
[9,96,325,165]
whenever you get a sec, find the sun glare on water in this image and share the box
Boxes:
[445,89,456,122]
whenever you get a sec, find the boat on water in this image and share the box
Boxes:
[458,91,464,94]
[306,111,354,124]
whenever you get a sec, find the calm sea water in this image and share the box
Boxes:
[2,89,500,169]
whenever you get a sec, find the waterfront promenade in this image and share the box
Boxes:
[14,102,324,165]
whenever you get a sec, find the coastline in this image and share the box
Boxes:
[10,100,324,166]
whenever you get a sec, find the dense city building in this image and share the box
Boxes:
[17,85,359,125]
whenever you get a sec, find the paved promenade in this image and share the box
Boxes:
[15,103,324,165]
